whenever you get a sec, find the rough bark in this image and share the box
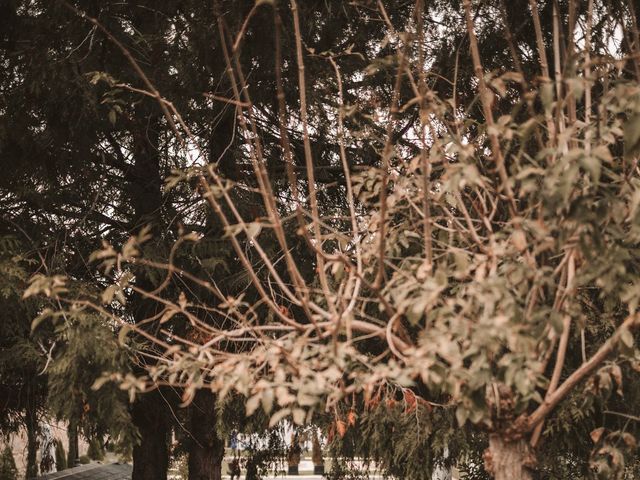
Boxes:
[132,392,170,480]
[485,435,535,480]
[188,390,225,480]
[25,395,38,479]
[67,419,79,467]
[129,107,170,480]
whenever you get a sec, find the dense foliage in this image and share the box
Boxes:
[4,1,640,479]
[0,444,18,480]
[54,438,67,471]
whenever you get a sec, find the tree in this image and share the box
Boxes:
[0,444,18,480]
[3,0,420,478]
[0,1,234,477]
[67,421,79,468]
[18,0,640,479]
[311,430,324,474]
[88,438,104,461]
[0,236,49,479]
[55,438,67,471]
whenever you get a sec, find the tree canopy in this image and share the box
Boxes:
[4,1,640,479]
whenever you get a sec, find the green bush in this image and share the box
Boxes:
[105,440,115,453]
[78,455,90,465]
[87,438,104,461]
[0,444,18,480]
[55,439,67,471]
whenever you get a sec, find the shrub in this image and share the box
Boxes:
[55,439,67,471]
[87,438,104,461]
[0,445,18,480]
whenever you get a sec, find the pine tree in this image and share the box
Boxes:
[0,1,402,478]
[0,236,48,478]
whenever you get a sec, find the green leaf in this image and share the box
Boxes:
[624,114,640,159]
[269,408,291,428]
[160,309,178,324]
[102,285,117,305]
[118,324,131,346]
[619,327,634,348]
[31,308,53,331]
[580,155,601,184]
[261,388,274,413]
[292,408,306,425]
[246,222,262,239]
[91,376,111,391]
[540,81,554,112]
[246,394,261,416]
[455,405,468,426]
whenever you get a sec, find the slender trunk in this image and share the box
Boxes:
[132,392,169,480]
[188,390,225,480]
[25,395,38,479]
[485,435,535,480]
[67,419,79,467]
[245,456,259,480]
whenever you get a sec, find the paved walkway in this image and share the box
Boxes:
[218,475,384,480]
[37,463,132,480]
[219,477,383,480]
[38,463,385,480]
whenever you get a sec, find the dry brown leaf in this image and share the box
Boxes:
[590,427,605,443]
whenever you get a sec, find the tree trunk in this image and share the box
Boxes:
[67,419,79,467]
[127,47,168,480]
[25,395,38,479]
[188,390,225,480]
[245,457,259,480]
[132,393,170,480]
[485,435,535,480]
